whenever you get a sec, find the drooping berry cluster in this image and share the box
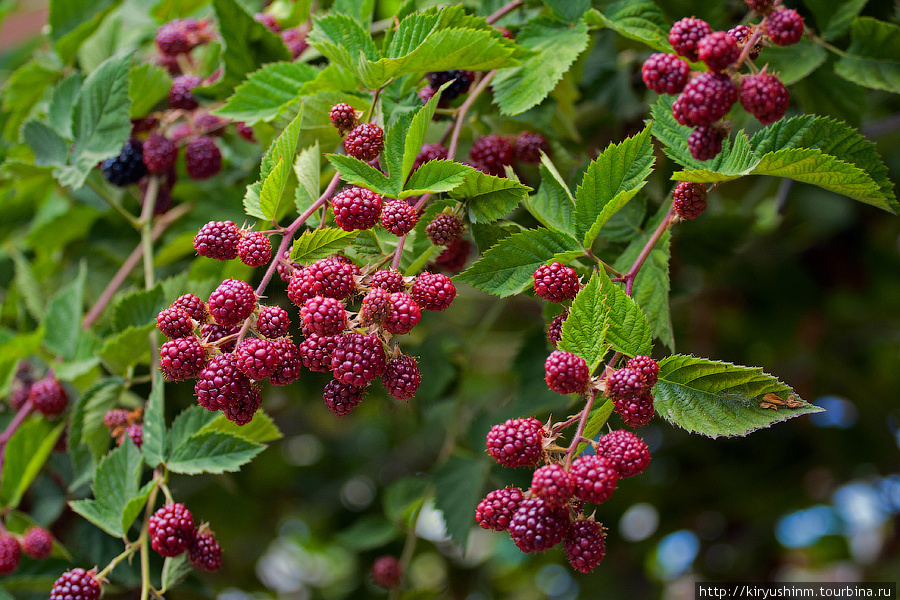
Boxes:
[605,355,660,427]
[468,131,549,177]
[0,526,56,576]
[146,503,222,572]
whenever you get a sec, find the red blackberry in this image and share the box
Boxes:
[21,527,53,559]
[626,355,660,387]
[157,306,194,338]
[10,382,30,411]
[728,24,761,60]
[277,249,299,282]
[476,487,524,531]
[300,296,348,336]
[331,333,386,387]
[159,336,207,380]
[371,555,402,589]
[425,70,475,100]
[331,186,383,231]
[616,390,655,427]
[208,278,256,327]
[688,126,725,161]
[237,231,272,267]
[669,17,713,62]
[287,259,356,305]
[194,220,241,260]
[29,376,69,417]
[485,417,544,468]
[569,454,618,504]
[380,199,418,235]
[412,143,448,172]
[673,181,708,220]
[185,136,222,179]
[766,8,804,46]
[545,350,590,395]
[697,31,740,72]
[123,423,143,449]
[254,12,280,32]
[329,102,358,135]
[745,0,774,13]
[235,337,282,380]
[547,312,567,347]
[360,287,391,325]
[193,114,225,135]
[299,334,339,372]
[641,53,691,95]
[381,355,421,400]
[370,269,406,292]
[418,85,436,104]
[0,535,20,575]
[469,135,513,177]
[148,503,195,557]
[101,138,147,186]
[344,123,384,161]
[672,72,738,127]
[740,73,789,125]
[49,568,103,600]
[411,272,456,311]
[565,520,606,573]
[195,352,252,411]
[531,463,575,508]
[200,322,241,352]
[425,213,464,246]
[255,305,290,339]
[384,292,421,335]
[236,122,256,142]
[322,380,366,416]
[142,133,178,173]
[222,385,262,425]
[169,74,201,110]
[514,131,550,164]
[103,408,131,429]
[605,367,644,400]
[434,238,472,273]
[188,531,222,572]
[156,20,192,55]
[173,293,208,323]
[509,496,570,553]
[281,27,308,59]
[269,337,303,386]
[596,430,651,478]
[533,262,580,302]
[330,254,360,276]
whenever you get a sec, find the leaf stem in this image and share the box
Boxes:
[96,542,139,578]
[388,494,428,600]
[88,176,141,230]
[140,481,160,600]
[486,0,524,25]
[623,203,674,296]
[564,388,598,469]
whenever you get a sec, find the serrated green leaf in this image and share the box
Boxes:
[335,516,399,550]
[402,160,471,198]
[543,0,590,23]
[0,329,43,399]
[128,63,171,118]
[449,169,531,223]
[142,375,166,468]
[455,229,582,297]
[168,431,265,474]
[558,274,610,372]
[112,283,165,332]
[401,85,445,183]
[755,40,827,85]
[1,59,62,139]
[69,438,144,537]
[122,479,155,534]
[50,0,122,62]
[307,12,380,75]
[576,398,614,454]
[3,510,72,560]
[0,419,64,509]
[214,62,318,124]
[97,323,155,376]
[433,455,489,548]
[294,142,321,213]
[259,157,286,220]
[522,152,576,233]
[43,265,86,360]
[326,154,393,196]
[67,377,125,461]
[48,73,83,141]
[385,12,441,58]
[22,120,69,167]
[600,268,653,357]
[161,555,192,592]
[289,228,358,264]
[585,1,671,52]
[834,17,900,94]
[804,0,867,40]
[198,409,282,443]
[168,406,217,453]
[492,18,589,116]
[246,108,304,220]
[10,250,45,321]
[654,355,824,438]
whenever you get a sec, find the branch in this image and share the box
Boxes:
[564,388,598,469]
[486,0,523,25]
[624,204,674,296]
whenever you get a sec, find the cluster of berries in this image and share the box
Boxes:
[533,261,580,352]
[147,502,222,571]
[103,408,144,449]
[0,526,55,575]
[642,0,802,160]
[476,419,651,573]
[253,11,309,59]
[467,131,550,178]
[7,363,68,418]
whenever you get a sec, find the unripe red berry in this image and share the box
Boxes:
[121,423,143,449]
[254,12,280,32]
[381,355,421,400]
[195,352,252,411]
[49,568,103,600]
[547,312,567,347]
[476,487,524,531]
[287,259,356,305]
[669,17,713,62]
[766,8,804,46]
[545,350,590,394]
[300,296,348,336]
[236,122,256,142]
[222,384,262,425]
[329,102,359,135]
[185,136,222,179]
[411,272,456,311]
[281,27,308,59]
[533,262,580,302]
[688,126,725,161]
[208,278,256,327]
[370,269,406,293]
[142,133,178,173]
[169,74,201,110]
[148,503,195,557]
[569,454,618,504]
[697,31,740,72]
[269,337,303,386]
[29,376,68,417]
[299,334,339,372]
[172,293,208,323]
[485,417,544,468]
[509,496,570,553]
[513,131,550,164]
[157,306,195,338]
[160,336,207,381]
[103,408,131,429]
[254,305,290,339]
[626,355,660,387]
[237,231,272,267]
[344,123,384,161]
[380,199,418,235]
[371,555,402,589]
[0,535,21,575]
[412,143,448,171]
[744,0,774,13]
[641,53,691,95]
[194,220,241,260]
[384,292,421,335]
[596,429,651,478]
[673,181,708,220]
[530,463,575,507]
[331,333,386,387]
[22,527,53,559]
[672,72,738,127]
[565,520,606,573]
[188,531,222,572]
[616,390,655,427]
[331,186,383,231]
[469,135,513,177]
[234,337,282,380]
[360,287,391,325]
[740,73,790,125]
[322,380,366,416]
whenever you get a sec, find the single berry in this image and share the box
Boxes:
[533,262,580,303]
[173,293,208,323]
[0,535,21,575]
[411,272,456,311]
[344,123,384,161]
[531,463,576,508]
[509,497,570,553]
[641,53,691,95]
[254,12,280,32]
[122,423,143,449]
[381,355,421,400]
[596,430,651,478]
[142,133,178,173]
[322,380,366,416]
[21,527,53,559]
[434,238,471,273]
[159,336,207,380]
[745,0,774,13]
[370,269,406,293]
[425,213,464,246]
[740,73,790,125]
[208,278,256,327]
[222,385,262,425]
[157,306,195,338]
[200,322,241,352]
[728,24,761,60]
[425,70,475,100]
[380,199,418,235]
[697,31,740,72]
[470,135,513,177]
[569,454,618,504]
[547,312,567,347]
[766,8,804,46]
[514,131,550,164]
[688,126,725,161]
[29,376,68,417]
[255,305,290,339]
[299,334,339,372]
[412,143,448,172]
[148,503,195,557]
[384,292,421,335]
[300,296,348,337]
[331,186,383,231]
[103,408,131,429]
[287,259,356,305]
[156,20,192,55]
[49,568,102,600]
[329,102,358,135]
[169,74,201,110]
[269,338,303,386]
[605,367,644,401]
[194,220,241,260]
[545,350,590,395]
[236,122,256,142]
[188,532,222,572]
[626,355,660,387]
[418,85,436,104]
[236,231,272,267]
[476,487,524,531]
[330,254,360,275]
[616,390,655,427]
[672,72,738,127]
[281,27,308,59]
[331,333,386,387]
[371,555,402,590]
[669,17,713,62]
[360,287,392,325]
[276,249,299,282]
[565,520,606,573]
[101,138,147,186]
[235,337,282,380]
[673,180,707,220]
[195,352,252,411]
[485,417,544,468]
[184,136,222,179]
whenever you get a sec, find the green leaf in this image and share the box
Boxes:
[121,480,155,534]
[69,438,144,537]
[585,1,672,52]
[290,228,359,264]
[755,40,827,85]
[67,377,125,461]
[402,160,471,198]
[492,18,590,116]
[558,273,611,372]
[294,142,321,213]
[307,12,380,75]
[167,431,265,475]
[161,555,193,592]
[43,265,86,360]
[455,229,582,297]
[246,108,304,219]
[804,0,868,40]
[575,125,655,245]
[10,250,45,321]
[522,153,576,233]
[654,355,824,438]
[432,455,490,548]
[22,120,69,167]
[259,157,286,220]
[326,154,393,196]
[383,477,428,524]
[401,85,446,183]
[835,17,900,94]
[601,268,653,357]
[1,59,62,139]
[335,516,399,550]
[128,63,171,118]
[49,0,122,62]
[385,12,441,58]
[142,375,166,468]
[168,406,217,453]
[0,330,43,399]
[111,283,165,332]
[48,73,83,140]
[0,419,64,509]
[151,0,208,21]
[577,398,614,454]
[543,0,590,23]
[198,409,282,443]
[214,62,318,124]
[97,323,155,376]
[449,169,532,223]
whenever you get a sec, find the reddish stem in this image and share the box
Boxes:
[0,400,35,475]
[486,0,523,25]
[564,389,597,469]
[624,204,675,296]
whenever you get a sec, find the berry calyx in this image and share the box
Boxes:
[0,534,21,575]
[50,568,103,600]
[200,322,241,352]
[142,133,178,173]
[194,220,241,260]
[101,138,147,187]
[411,272,456,311]
[669,17,713,62]
[208,278,256,327]
[469,134,513,177]
[384,292,421,335]
[184,136,222,179]
[331,186,383,231]
[425,213,464,246]
[533,262,580,302]
[371,555,402,590]
[688,125,725,161]
[300,296,348,337]
[513,131,550,164]
[380,199,418,235]
[344,123,384,161]
[322,380,366,416]
[509,496,570,553]
[188,531,222,572]
[485,417,544,468]
[329,102,359,135]
[254,305,290,339]
[476,487,524,531]
[740,73,790,125]
[169,74,201,110]
[596,430,651,478]
[673,181,708,220]
[234,337,282,380]
[641,53,691,95]
[672,72,738,127]
[766,8,804,47]
[569,454,618,504]
[544,350,590,395]
[159,336,207,381]
[21,527,54,559]
[565,520,606,573]
[148,502,195,557]
[331,333,386,387]
[531,463,576,507]
[381,355,421,400]
[29,376,69,417]
[237,231,272,267]
[697,31,740,72]
[728,24,761,60]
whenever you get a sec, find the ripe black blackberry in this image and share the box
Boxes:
[101,138,147,186]
[22,527,53,559]
[547,312,567,346]
[411,272,456,311]
[269,338,303,386]
[381,355,421,400]
[322,380,366,416]
[331,333,386,387]
[287,258,356,305]
[669,17,712,62]
[188,531,222,572]
[476,487,524,531]
[255,305,290,339]
[329,102,358,135]
[169,74,201,110]
[331,186,383,231]
[569,454,618,504]
[371,555,402,590]
[697,31,740,72]
[142,133,178,173]
[740,73,789,124]
[173,293,208,322]
[370,269,406,292]
[531,463,575,507]
[626,355,659,387]
[29,376,69,417]
[514,131,550,164]
[299,334,338,372]
[673,181,708,220]
[222,385,262,425]
[49,568,103,600]
[194,220,241,260]
[208,278,256,327]
[641,53,690,96]
[0,534,20,575]
[200,322,241,352]
[344,123,384,161]
[425,70,475,100]
[470,135,514,177]
[300,296,348,336]
[616,390,655,427]
[157,306,194,338]
[195,353,252,411]
[485,417,544,468]
[565,520,606,573]
[235,337,282,380]
[184,136,222,179]
[360,287,391,325]
[237,231,272,267]
[509,496,570,553]
[672,72,738,127]
[728,24,761,60]
[688,125,725,161]
[412,143,448,172]
[533,262,580,302]
[159,336,207,380]
[766,8,804,46]
[425,213,464,246]
[384,292,421,335]
[544,350,590,394]
[380,199,418,235]
[148,502,195,557]
[596,430,651,478]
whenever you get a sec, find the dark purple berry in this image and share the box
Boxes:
[101,138,147,186]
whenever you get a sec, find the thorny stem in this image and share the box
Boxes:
[623,204,675,296]
[486,0,524,25]
[0,400,34,476]
[565,388,598,469]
